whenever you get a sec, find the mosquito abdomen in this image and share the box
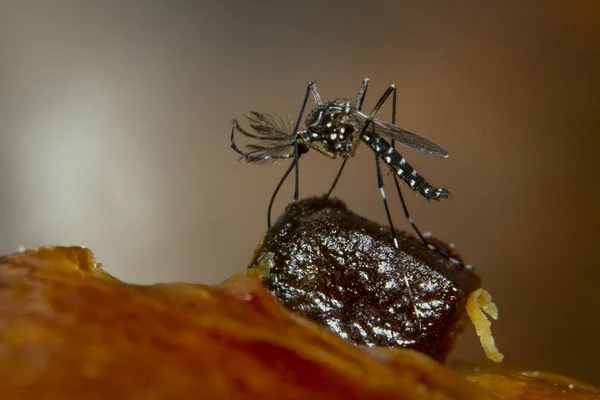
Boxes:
[363,134,449,200]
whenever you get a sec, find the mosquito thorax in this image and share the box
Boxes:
[304,99,358,158]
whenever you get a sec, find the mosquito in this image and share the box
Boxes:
[231,79,468,327]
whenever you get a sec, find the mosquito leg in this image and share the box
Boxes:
[293,141,301,203]
[385,85,428,245]
[268,157,298,229]
[294,81,317,137]
[391,176,428,244]
[369,86,426,329]
[325,78,371,198]
[351,83,397,157]
[290,82,315,205]
[371,84,395,117]
[374,139,423,331]
[230,122,249,159]
[310,82,323,105]
[355,77,370,109]
[266,81,314,228]
[325,159,347,198]
[387,87,469,268]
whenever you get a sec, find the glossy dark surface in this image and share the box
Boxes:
[251,197,481,361]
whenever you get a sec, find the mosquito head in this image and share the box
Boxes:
[304,99,358,158]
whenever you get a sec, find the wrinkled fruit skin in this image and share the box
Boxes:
[0,246,494,400]
[0,246,598,399]
[251,197,481,361]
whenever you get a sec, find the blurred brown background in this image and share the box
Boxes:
[1,0,599,385]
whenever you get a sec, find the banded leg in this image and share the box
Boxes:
[373,130,423,331]
[361,91,425,330]
[388,85,429,245]
[387,87,469,268]
[351,83,397,157]
[325,78,370,198]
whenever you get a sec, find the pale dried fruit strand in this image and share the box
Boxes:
[466,288,504,363]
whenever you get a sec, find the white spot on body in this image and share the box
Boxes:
[330,133,337,140]
[326,319,342,332]
[397,168,404,175]
[387,146,394,154]
[363,135,370,141]
[380,187,386,200]
[399,158,406,165]
[393,237,399,248]
[427,244,436,250]
[326,122,332,128]
[312,132,318,138]
[424,188,430,194]
[384,156,391,163]
[410,180,416,187]
[340,127,345,134]
[375,145,381,152]
[353,322,368,337]
[411,170,417,176]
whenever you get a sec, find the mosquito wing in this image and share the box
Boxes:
[356,111,449,158]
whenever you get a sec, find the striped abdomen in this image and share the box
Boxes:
[362,133,449,200]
